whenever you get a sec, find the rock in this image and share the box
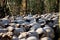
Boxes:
[12,35,19,40]
[27,36,39,40]
[40,37,52,40]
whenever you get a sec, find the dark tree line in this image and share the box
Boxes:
[0,0,11,18]
[0,0,59,17]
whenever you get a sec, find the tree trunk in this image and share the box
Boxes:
[20,0,27,16]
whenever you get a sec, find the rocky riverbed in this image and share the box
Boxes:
[0,13,59,40]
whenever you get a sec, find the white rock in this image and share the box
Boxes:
[20,38,26,40]
[36,28,44,34]
[7,26,14,32]
[18,32,29,39]
[12,35,19,40]
[40,37,52,40]
[27,36,39,40]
